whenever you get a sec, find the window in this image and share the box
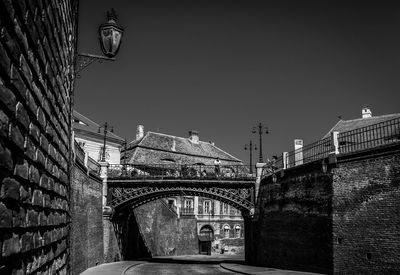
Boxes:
[184,199,193,209]
[235,225,241,238]
[222,203,229,215]
[204,200,211,214]
[223,225,230,238]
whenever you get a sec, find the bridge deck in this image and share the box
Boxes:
[108,177,255,187]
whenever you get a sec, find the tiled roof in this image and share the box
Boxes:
[125,131,242,165]
[322,113,400,139]
[73,110,124,144]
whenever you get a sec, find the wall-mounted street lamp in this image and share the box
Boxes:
[98,122,114,162]
[252,123,269,163]
[75,8,124,75]
[244,141,257,174]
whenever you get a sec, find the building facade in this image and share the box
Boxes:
[124,126,246,255]
[73,110,124,164]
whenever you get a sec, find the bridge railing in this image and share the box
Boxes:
[107,163,254,180]
[338,117,400,154]
[266,117,400,173]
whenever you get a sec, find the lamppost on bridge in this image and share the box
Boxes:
[121,139,128,175]
[98,122,114,162]
[244,141,257,174]
[252,123,269,163]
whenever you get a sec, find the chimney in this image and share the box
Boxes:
[188,130,199,144]
[362,107,372,118]
[136,125,144,140]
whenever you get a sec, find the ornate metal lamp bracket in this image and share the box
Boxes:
[75,53,115,76]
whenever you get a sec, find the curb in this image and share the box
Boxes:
[219,263,251,275]
[121,262,145,275]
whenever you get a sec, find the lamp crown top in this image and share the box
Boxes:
[107,8,118,22]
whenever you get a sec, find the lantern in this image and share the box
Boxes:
[99,9,124,58]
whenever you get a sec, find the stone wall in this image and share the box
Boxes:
[0,1,78,274]
[248,144,400,274]
[70,145,103,274]
[125,200,199,257]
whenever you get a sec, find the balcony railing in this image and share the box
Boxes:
[266,117,400,174]
[108,164,254,180]
[180,207,194,215]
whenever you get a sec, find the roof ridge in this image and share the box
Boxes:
[341,113,400,124]
[73,110,100,127]
[209,143,241,162]
[147,131,179,139]
[322,119,342,139]
[132,131,241,162]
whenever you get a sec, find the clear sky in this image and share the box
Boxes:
[75,0,400,165]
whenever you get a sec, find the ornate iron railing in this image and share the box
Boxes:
[107,164,254,180]
[267,117,400,173]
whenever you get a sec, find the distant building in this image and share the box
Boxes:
[73,110,125,164]
[124,126,245,255]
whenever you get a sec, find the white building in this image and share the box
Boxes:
[73,110,125,164]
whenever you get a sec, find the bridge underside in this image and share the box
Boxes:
[108,183,254,216]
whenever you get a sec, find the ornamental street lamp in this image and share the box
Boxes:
[244,141,257,174]
[75,9,124,75]
[98,122,114,162]
[252,123,269,163]
[99,9,124,57]
[121,139,128,175]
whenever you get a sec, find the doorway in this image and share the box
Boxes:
[199,225,214,255]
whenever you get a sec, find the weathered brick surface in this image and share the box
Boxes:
[0,1,78,274]
[70,154,103,275]
[332,150,400,274]
[247,162,333,274]
[249,145,400,274]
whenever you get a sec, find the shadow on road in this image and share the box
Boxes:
[132,254,245,265]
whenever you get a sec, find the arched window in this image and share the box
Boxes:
[235,225,241,238]
[199,225,214,238]
[223,225,230,238]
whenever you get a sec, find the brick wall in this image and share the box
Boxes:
[247,162,333,274]
[70,145,103,274]
[0,1,78,274]
[249,144,400,274]
[332,147,400,274]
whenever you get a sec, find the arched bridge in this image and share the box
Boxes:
[106,163,256,216]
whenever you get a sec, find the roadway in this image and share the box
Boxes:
[80,255,323,275]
